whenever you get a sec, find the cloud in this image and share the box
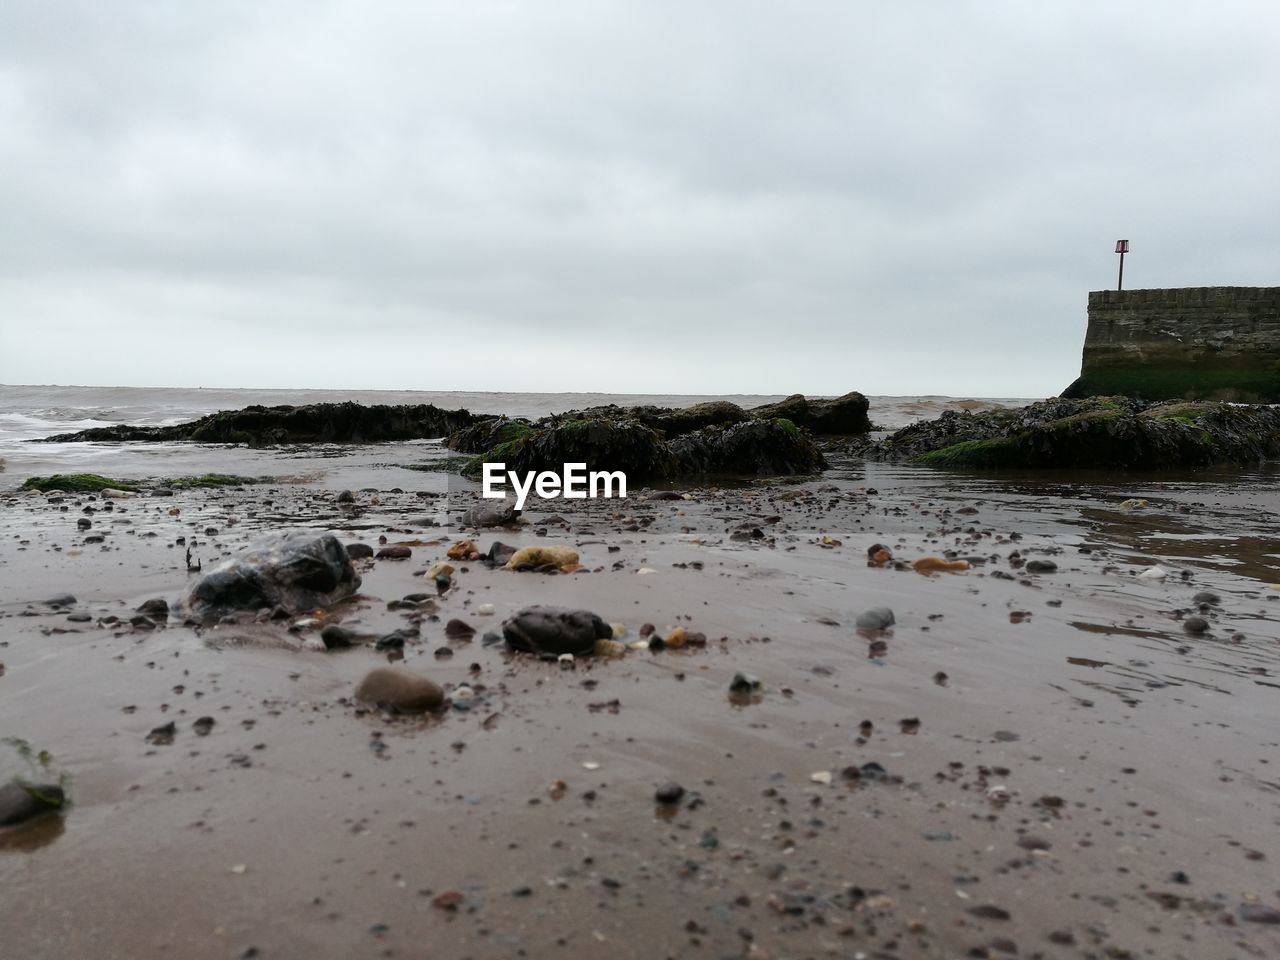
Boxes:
[2,0,1278,396]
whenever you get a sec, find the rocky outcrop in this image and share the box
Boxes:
[180,532,361,621]
[40,402,482,446]
[858,397,1280,470]
[461,416,826,481]
[748,392,872,434]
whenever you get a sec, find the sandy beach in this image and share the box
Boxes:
[3,453,1279,960]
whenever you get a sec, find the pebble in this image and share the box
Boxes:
[354,668,445,713]
[1025,560,1058,573]
[345,543,374,560]
[855,607,895,630]
[729,672,762,695]
[1192,590,1221,605]
[320,624,358,650]
[654,782,685,805]
[375,545,412,560]
[1183,616,1209,635]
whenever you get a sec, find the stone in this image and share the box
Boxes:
[336,490,355,503]
[1025,560,1058,573]
[654,782,685,805]
[44,594,76,608]
[39,401,483,445]
[1192,590,1221,605]
[320,624,359,650]
[375,628,416,650]
[855,607,895,630]
[345,543,374,559]
[484,541,518,566]
[180,532,360,621]
[505,545,580,572]
[375,545,412,560]
[444,618,475,640]
[461,503,520,528]
[0,781,66,827]
[136,598,169,618]
[502,606,613,656]
[1183,615,1210,634]
[729,672,762,695]
[354,668,445,713]
[747,392,872,434]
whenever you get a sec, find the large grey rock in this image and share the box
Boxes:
[180,532,360,621]
[502,606,613,656]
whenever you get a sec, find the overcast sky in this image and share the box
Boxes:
[2,1,1277,397]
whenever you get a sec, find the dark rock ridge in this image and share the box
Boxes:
[747,392,872,434]
[180,532,361,621]
[856,396,1280,470]
[462,417,825,481]
[40,402,482,446]
[451,393,866,481]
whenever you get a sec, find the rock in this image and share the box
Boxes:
[654,782,686,805]
[1025,560,1058,573]
[136,598,169,618]
[467,418,676,483]
[445,618,475,640]
[446,417,536,453]
[0,781,66,827]
[502,606,613,656]
[44,594,76,608]
[505,545,580,572]
[1183,615,1210,634]
[484,541,519,566]
[336,490,355,503]
[345,543,374,560]
[729,672,762,695]
[1193,590,1221,605]
[1239,903,1280,924]
[179,532,361,621]
[855,607,895,630]
[354,668,445,713]
[375,545,412,560]
[320,624,359,650]
[193,716,215,736]
[40,401,483,446]
[447,539,478,560]
[424,562,455,579]
[912,557,970,574]
[461,502,521,528]
[375,628,416,650]
[859,396,1280,470]
[668,419,827,477]
[747,392,872,434]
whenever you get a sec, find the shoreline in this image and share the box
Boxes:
[2,464,1279,958]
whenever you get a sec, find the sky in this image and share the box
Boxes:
[2,1,1278,398]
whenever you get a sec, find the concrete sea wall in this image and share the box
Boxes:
[1062,287,1280,401]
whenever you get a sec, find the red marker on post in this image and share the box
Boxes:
[1115,239,1129,291]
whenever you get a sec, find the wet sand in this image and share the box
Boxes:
[2,462,1279,959]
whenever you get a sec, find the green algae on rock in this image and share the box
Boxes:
[859,397,1280,470]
